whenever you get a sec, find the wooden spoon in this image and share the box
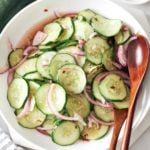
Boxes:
[110,35,149,150]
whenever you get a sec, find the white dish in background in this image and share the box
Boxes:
[0,0,150,150]
[119,0,150,5]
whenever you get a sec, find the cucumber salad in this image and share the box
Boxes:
[1,9,136,146]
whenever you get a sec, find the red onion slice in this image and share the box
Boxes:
[8,56,28,73]
[23,46,37,56]
[47,84,86,126]
[88,114,99,128]
[0,65,9,74]
[77,39,85,49]
[90,112,114,126]
[32,31,47,46]
[17,97,32,118]
[112,61,123,70]
[117,45,127,67]
[84,88,113,108]
[7,71,14,85]
[117,35,137,67]
[36,128,49,136]
[72,47,85,56]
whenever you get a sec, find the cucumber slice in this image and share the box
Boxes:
[7,78,28,109]
[83,60,103,84]
[28,81,40,95]
[49,53,76,81]
[92,74,106,103]
[56,17,74,42]
[113,86,129,109]
[79,9,96,23]
[8,48,23,67]
[38,44,55,52]
[24,72,43,81]
[102,48,116,71]
[16,106,46,129]
[66,94,90,118]
[81,123,109,140]
[115,27,131,44]
[52,121,80,146]
[58,46,86,67]
[87,67,103,84]
[42,116,62,135]
[56,40,77,50]
[36,51,56,79]
[42,119,56,135]
[99,74,127,101]
[84,36,109,64]
[74,19,94,41]
[28,50,43,59]
[83,60,99,74]
[16,58,37,76]
[35,83,66,115]
[57,64,86,94]
[94,106,114,122]
[91,15,122,37]
[41,22,62,45]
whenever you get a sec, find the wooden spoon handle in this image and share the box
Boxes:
[120,100,136,150]
[110,109,128,150]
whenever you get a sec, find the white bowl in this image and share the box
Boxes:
[119,0,150,5]
[0,0,150,150]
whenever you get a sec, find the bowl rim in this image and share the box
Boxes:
[0,0,150,150]
[118,0,150,5]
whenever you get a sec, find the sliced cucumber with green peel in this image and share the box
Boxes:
[58,46,86,67]
[79,9,96,23]
[57,64,86,94]
[83,60,99,74]
[66,94,90,118]
[28,81,40,95]
[49,53,76,81]
[35,83,66,115]
[81,123,109,140]
[7,78,28,109]
[36,51,56,79]
[74,19,94,41]
[84,61,104,84]
[92,73,106,103]
[113,86,129,109]
[84,36,109,64]
[16,106,46,129]
[38,44,55,52]
[42,119,56,135]
[41,22,62,45]
[28,50,43,59]
[115,27,131,44]
[52,121,80,146]
[91,15,122,37]
[56,17,74,42]
[94,105,114,122]
[102,48,116,71]
[16,58,37,76]
[99,74,127,101]
[24,72,43,81]
[56,40,77,50]
[8,48,23,67]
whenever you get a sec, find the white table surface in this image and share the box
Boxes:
[0,1,150,150]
